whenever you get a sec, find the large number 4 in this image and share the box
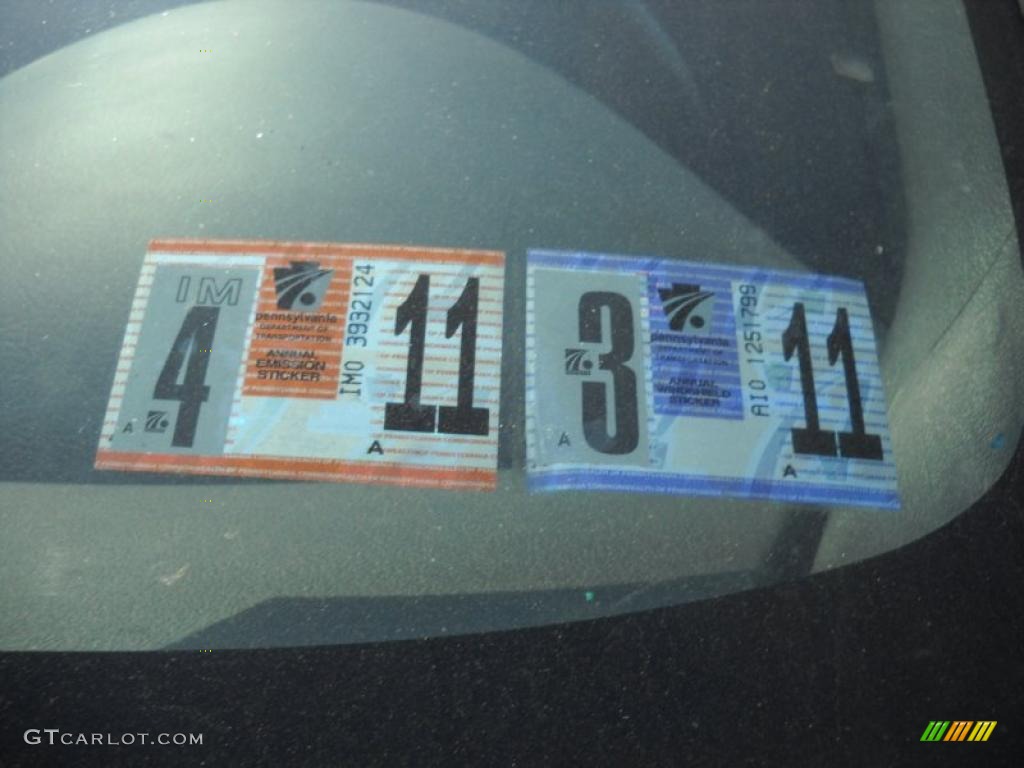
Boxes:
[782,302,883,460]
[384,274,489,436]
[154,306,220,448]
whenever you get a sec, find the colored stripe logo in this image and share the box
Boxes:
[920,721,997,742]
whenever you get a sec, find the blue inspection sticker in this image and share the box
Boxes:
[525,250,900,510]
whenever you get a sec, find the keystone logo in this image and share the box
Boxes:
[272,261,334,311]
[144,411,169,433]
[658,283,714,334]
[564,348,593,375]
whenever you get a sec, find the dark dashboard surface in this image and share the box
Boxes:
[2,438,1021,765]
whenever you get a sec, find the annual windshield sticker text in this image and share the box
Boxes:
[95,239,505,491]
[525,250,900,509]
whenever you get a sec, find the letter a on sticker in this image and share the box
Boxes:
[783,464,797,478]
[122,422,134,433]
[558,432,571,447]
[367,440,384,455]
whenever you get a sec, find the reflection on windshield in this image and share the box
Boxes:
[0,0,1020,651]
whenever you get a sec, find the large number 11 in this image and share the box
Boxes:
[782,302,883,461]
[383,274,489,436]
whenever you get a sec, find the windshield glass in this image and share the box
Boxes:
[1,0,1021,651]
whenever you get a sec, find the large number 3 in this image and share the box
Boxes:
[578,292,639,455]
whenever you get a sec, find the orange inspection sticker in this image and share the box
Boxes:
[95,239,506,491]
